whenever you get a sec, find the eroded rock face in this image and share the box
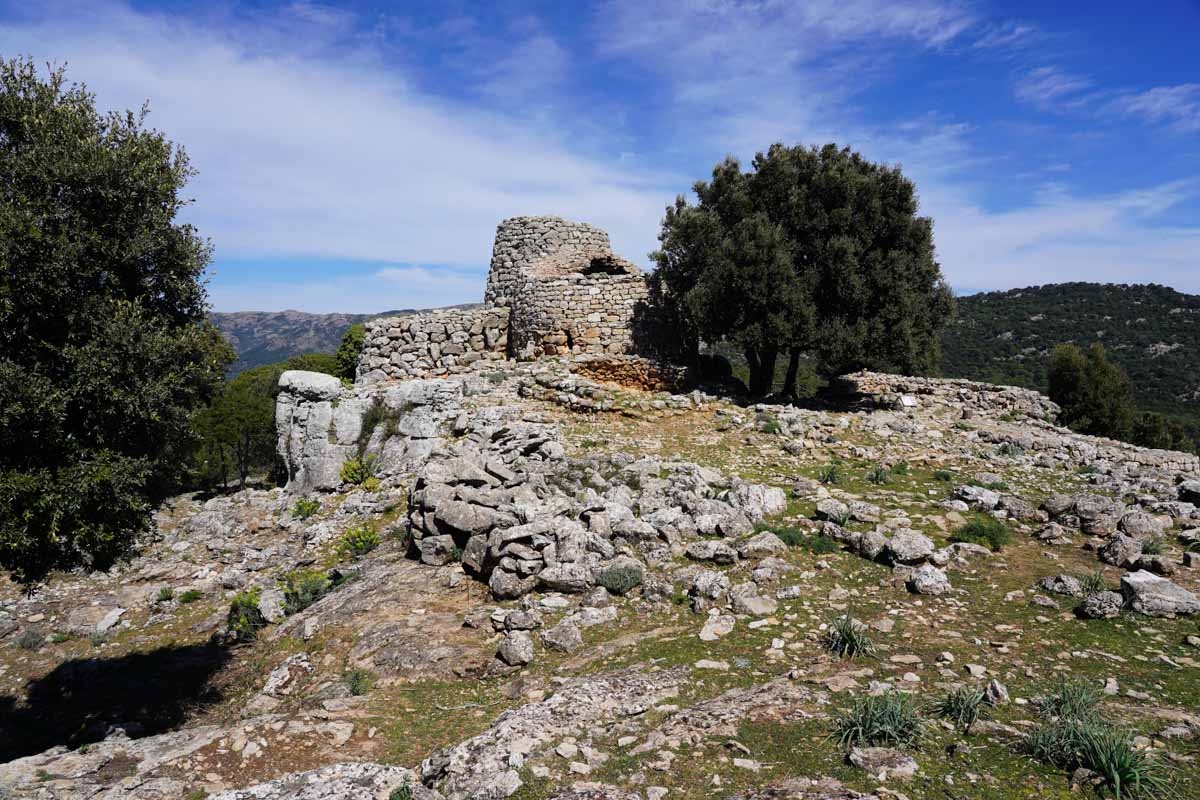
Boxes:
[276,373,462,493]
[208,762,422,800]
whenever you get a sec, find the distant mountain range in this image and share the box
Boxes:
[211,306,480,375]
[941,282,1200,417]
[212,284,1200,422]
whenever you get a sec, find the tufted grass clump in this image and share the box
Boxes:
[950,515,1012,552]
[934,469,953,482]
[822,614,875,659]
[179,589,203,604]
[156,587,175,603]
[293,497,321,520]
[344,667,376,696]
[1025,720,1171,799]
[933,686,988,734]
[339,455,379,486]
[1140,537,1164,556]
[337,521,380,558]
[1037,678,1101,722]
[227,589,266,642]
[1079,569,1108,597]
[389,786,414,800]
[596,562,643,596]
[866,464,890,485]
[16,628,45,651]
[890,460,909,476]
[817,464,841,485]
[833,691,924,749]
[998,441,1026,458]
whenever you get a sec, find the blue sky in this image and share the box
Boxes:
[3,1,1198,312]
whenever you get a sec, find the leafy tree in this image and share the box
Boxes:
[652,143,953,396]
[335,322,365,382]
[192,353,338,489]
[0,58,232,582]
[1048,343,1134,440]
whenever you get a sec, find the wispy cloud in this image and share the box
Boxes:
[972,21,1039,51]
[1110,84,1200,133]
[1014,66,1094,111]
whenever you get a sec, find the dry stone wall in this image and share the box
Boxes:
[484,216,614,307]
[508,271,648,358]
[357,306,509,383]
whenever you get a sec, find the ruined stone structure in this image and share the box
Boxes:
[357,216,649,383]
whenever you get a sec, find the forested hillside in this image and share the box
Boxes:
[943,283,1200,418]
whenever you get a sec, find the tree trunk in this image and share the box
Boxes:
[782,349,801,398]
[747,347,778,397]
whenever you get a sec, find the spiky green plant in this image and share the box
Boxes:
[818,464,841,485]
[833,692,924,749]
[933,686,988,734]
[1140,537,1164,556]
[337,521,380,558]
[823,615,875,659]
[866,464,890,485]
[293,497,321,520]
[1079,570,1108,597]
[1037,678,1101,721]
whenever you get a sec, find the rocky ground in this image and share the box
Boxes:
[1,362,1199,800]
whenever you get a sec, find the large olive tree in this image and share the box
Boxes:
[652,143,954,396]
[0,58,232,582]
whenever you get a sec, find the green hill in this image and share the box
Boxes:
[942,282,1200,418]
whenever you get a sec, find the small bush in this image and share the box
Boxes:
[833,692,924,749]
[802,533,839,554]
[1079,570,1108,597]
[1140,537,1164,556]
[361,476,381,493]
[344,667,375,696]
[48,632,73,644]
[156,587,175,603]
[293,497,321,520]
[16,628,45,651]
[818,464,841,485]
[950,516,1012,552]
[890,460,909,476]
[866,464,890,485]
[755,412,781,434]
[179,589,203,604]
[283,570,333,615]
[227,589,266,642]
[822,615,875,659]
[1037,679,1100,722]
[339,455,379,486]
[88,630,105,647]
[933,469,953,482]
[389,786,414,800]
[337,521,380,558]
[596,563,643,596]
[934,686,987,734]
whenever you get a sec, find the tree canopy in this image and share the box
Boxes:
[652,143,954,396]
[1047,342,1136,442]
[0,57,231,582]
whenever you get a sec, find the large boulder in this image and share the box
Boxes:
[1178,481,1200,505]
[1098,534,1142,568]
[1121,570,1200,617]
[886,530,935,565]
[906,564,951,595]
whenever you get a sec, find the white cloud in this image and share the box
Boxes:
[0,1,678,311]
[972,21,1039,51]
[1014,66,1094,111]
[1110,84,1200,134]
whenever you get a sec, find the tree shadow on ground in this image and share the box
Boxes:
[0,640,231,762]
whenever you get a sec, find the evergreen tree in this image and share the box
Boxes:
[1048,343,1134,440]
[0,58,231,582]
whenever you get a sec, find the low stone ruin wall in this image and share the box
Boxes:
[485,216,613,306]
[508,272,649,358]
[841,371,1061,419]
[357,306,509,383]
[569,354,688,392]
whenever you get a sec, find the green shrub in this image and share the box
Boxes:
[950,515,1012,552]
[596,563,644,596]
[1140,537,1164,555]
[822,615,875,659]
[156,587,175,603]
[1026,719,1170,799]
[833,692,924,749]
[1037,679,1100,722]
[48,632,72,644]
[1079,570,1108,597]
[16,629,45,651]
[361,476,381,493]
[227,589,266,642]
[344,667,375,696]
[801,533,839,554]
[335,322,365,382]
[817,464,841,485]
[933,469,953,482]
[337,522,380,558]
[890,460,909,476]
[389,786,413,800]
[339,455,379,486]
[179,589,203,604]
[933,686,987,734]
[293,497,321,520]
[755,412,781,435]
[282,570,333,615]
[88,630,105,647]
[866,464,890,485]
[998,441,1025,458]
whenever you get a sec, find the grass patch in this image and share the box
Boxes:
[179,589,203,604]
[933,686,988,734]
[822,614,876,659]
[833,691,924,749]
[1036,678,1100,722]
[951,515,1013,552]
